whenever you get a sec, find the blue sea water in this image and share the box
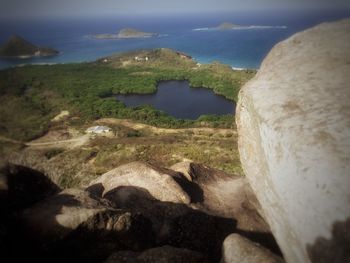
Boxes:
[1,10,349,70]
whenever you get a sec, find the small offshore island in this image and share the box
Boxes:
[0,35,59,58]
[93,28,158,39]
[194,22,287,31]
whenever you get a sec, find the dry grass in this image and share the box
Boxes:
[6,118,243,188]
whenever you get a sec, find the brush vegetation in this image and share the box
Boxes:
[0,48,255,141]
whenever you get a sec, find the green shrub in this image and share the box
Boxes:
[44,148,65,159]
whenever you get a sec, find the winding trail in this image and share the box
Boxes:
[1,118,236,150]
[26,135,90,148]
[96,118,236,136]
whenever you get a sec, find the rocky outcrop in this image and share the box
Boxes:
[236,19,350,262]
[221,234,283,263]
[90,162,191,204]
[104,246,209,263]
[170,162,270,231]
[21,188,107,242]
[1,162,283,262]
[0,164,60,211]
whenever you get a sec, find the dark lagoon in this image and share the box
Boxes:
[116,80,235,119]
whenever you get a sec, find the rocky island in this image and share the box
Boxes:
[93,28,158,39]
[215,22,287,30]
[0,34,59,58]
[216,22,241,30]
[194,22,287,31]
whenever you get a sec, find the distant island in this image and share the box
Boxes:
[0,35,59,58]
[216,22,241,30]
[193,22,287,31]
[93,28,158,39]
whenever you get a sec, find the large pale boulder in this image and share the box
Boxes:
[171,161,270,232]
[90,162,191,204]
[221,233,283,263]
[21,188,107,242]
[236,19,350,262]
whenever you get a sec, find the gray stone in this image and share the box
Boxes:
[0,164,60,211]
[21,188,106,242]
[221,234,283,263]
[171,162,270,233]
[104,246,208,263]
[90,162,190,204]
[170,161,193,181]
[236,19,350,262]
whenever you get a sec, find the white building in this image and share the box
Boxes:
[85,126,111,134]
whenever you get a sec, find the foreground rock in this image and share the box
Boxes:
[170,162,280,255]
[0,164,60,210]
[90,162,191,204]
[221,234,283,263]
[0,164,61,261]
[171,162,272,229]
[105,246,208,263]
[236,19,350,262]
[89,163,238,262]
[16,187,155,262]
[21,188,107,242]
[2,161,282,262]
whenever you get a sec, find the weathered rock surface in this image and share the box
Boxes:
[1,160,283,262]
[171,162,271,231]
[170,162,281,256]
[104,246,209,263]
[221,234,283,263]
[92,184,237,262]
[21,188,107,242]
[11,185,155,262]
[90,162,191,204]
[170,161,193,181]
[0,164,60,210]
[50,210,154,263]
[236,19,350,262]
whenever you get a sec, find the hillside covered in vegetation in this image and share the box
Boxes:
[0,48,255,141]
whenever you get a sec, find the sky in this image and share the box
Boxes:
[1,0,350,18]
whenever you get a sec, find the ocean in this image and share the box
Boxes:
[0,10,349,70]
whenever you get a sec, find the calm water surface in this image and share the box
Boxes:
[116,80,235,119]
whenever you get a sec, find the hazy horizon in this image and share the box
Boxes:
[1,0,350,19]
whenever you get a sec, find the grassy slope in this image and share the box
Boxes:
[0,48,255,141]
[7,119,243,188]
